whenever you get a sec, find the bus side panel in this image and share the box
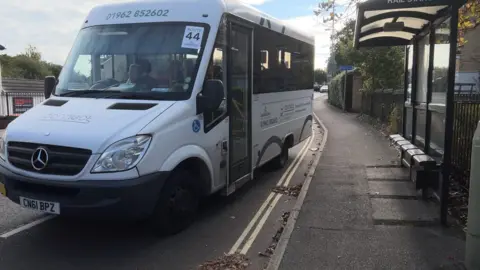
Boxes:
[252,89,313,169]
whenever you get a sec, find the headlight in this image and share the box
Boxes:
[91,135,151,173]
[0,133,6,161]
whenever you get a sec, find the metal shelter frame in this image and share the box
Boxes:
[354,0,467,225]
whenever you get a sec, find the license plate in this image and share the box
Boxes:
[19,197,60,214]
[0,183,6,197]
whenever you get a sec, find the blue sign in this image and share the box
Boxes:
[192,119,201,133]
[340,65,354,71]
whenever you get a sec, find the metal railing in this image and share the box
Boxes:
[454,83,480,102]
[360,89,404,132]
[0,91,45,117]
[452,99,480,191]
[360,87,480,193]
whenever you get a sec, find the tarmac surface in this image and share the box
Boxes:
[0,93,326,270]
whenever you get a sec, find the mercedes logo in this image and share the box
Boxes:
[31,147,49,171]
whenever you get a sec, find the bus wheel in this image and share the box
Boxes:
[270,145,289,170]
[150,170,199,236]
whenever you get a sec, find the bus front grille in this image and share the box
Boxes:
[7,142,92,176]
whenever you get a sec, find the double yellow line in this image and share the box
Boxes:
[228,129,315,255]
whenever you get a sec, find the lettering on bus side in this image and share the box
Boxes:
[261,117,279,128]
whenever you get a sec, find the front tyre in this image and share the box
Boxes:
[269,145,289,170]
[149,170,199,236]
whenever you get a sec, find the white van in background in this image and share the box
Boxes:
[0,0,314,234]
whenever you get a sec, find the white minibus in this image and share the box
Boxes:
[0,0,314,234]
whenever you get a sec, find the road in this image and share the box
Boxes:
[0,93,327,270]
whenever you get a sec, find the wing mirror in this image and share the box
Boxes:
[44,76,56,99]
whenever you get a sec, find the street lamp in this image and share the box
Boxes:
[0,45,5,51]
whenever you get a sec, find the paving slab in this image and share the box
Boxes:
[294,163,372,230]
[369,182,417,197]
[280,226,465,270]
[390,167,410,178]
[371,198,439,223]
[366,167,409,181]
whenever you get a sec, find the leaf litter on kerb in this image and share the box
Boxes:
[198,253,249,270]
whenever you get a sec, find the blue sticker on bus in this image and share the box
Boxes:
[192,119,201,133]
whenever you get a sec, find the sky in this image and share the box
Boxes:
[0,0,356,69]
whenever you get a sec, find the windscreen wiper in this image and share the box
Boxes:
[59,90,121,97]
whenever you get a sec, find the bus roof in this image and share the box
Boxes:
[224,0,314,44]
[83,0,314,45]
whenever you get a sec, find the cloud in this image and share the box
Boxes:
[242,0,272,5]
[0,0,130,65]
[284,15,333,69]
[285,2,359,69]
[0,0,271,66]
[1,0,357,71]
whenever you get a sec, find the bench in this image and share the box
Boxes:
[388,134,440,199]
[390,135,408,146]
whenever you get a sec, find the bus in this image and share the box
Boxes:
[0,0,314,234]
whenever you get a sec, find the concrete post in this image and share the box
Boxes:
[466,121,480,269]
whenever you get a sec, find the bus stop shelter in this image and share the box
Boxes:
[354,0,468,224]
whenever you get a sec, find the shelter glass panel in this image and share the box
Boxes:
[416,34,430,104]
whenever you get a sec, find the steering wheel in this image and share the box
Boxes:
[89,78,120,90]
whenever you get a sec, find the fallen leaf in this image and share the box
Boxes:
[198,254,250,270]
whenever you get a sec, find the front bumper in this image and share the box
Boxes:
[0,164,169,220]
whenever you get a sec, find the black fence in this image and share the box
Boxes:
[361,87,480,189]
[1,91,45,117]
[451,94,480,191]
[361,89,404,133]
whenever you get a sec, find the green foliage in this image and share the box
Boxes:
[328,72,346,109]
[0,45,62,80]
[9,55,49,79]
[329,20,404,92]
[44,62,62,78]
[387,105,401,134]
[314,69,327,84]
[22,45,42,62]
[459,0,480,47]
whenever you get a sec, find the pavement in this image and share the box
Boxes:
[276,95,466,270]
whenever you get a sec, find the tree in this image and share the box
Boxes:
[22,45,42,62]
[315,0,480,47]
[314,0,407,91]
[458,0,480,47]
[0,46,62,80]
[314,69,328,84]
[313,0,361,25]
[328,20,404,90]
[10,55,49,79]
[44,62,62,78]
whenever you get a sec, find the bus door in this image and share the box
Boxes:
[227,23,253,187]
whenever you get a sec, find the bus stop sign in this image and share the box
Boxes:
[340,65,354,71]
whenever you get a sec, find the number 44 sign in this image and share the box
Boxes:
[181,26,204,50]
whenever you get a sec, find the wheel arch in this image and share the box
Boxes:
[283,133,295,149]
[160,145,214,196]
